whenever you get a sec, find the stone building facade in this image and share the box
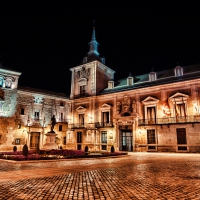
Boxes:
[1,26,200,152]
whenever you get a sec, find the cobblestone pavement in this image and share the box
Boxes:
[0,153,200,199]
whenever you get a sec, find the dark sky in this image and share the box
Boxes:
[1,3,200,95]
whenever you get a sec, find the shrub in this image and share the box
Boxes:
[84,146,89,155]
[13,146,17,152]
[111,146,115,153]
[22,144,29,157]
[36,144,40,154]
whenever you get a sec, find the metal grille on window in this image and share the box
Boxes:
[101,131,107,143]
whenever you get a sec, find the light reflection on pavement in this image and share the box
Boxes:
[0,152,200,199]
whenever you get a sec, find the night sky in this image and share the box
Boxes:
[1,3,200,95]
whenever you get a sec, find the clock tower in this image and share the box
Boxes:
[70,25,115,99]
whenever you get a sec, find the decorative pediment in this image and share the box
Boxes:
[142,96,159,105]
[76,106,86,113]
[169,92,189,102]
[100,103,111,111]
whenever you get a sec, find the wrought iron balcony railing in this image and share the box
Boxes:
[68,122,114,129]
[138,115,200,126]
[56,118,68,123]
[69,123,86,129]
[95,122,114,128]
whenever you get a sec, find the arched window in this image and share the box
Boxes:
[108,81,114,89]
[0,78,3,87]
[127,77,133,85]
[174,66,183,77]
[149,72,157,81]
[5,79,12,88]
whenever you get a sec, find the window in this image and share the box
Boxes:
[174,66,183,77]
[80,85,86,96]
[79,114,84,125]
[101,57,105,64]
[142,96,159,124]
[63,136,66,145]
[177,128,187,144]
[101,131,107,143]
[15,139,20,145]
[59,125,62,131]
[175,103,186,117]
[34,98,42,104]
[127,77,133,85]
[83,57,87,63]
[149,72,157,81]
[102,145,107,150]
[77,132,82,143]
[60,102,64,107]
[108,81,114,89]
[102,111,110,125]
[5,79,12,88]
[147,107,156,124]
[0,78,3,87]
[20,108,25,115]
[147,129,156,144]
[34,111,40,119]
[59,112,64,122]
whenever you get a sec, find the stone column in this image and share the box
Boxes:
[70,69,75,99]
[191,85,199,115]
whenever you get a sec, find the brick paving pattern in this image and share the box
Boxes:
[0,153,200,199]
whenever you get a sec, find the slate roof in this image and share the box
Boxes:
[100,63,200,94]
[18,86,69,99]
[79,53,104,65]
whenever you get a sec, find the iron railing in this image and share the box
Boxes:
[138,115,200,126]
[95,122,114,128]
[68,122,114,129]
[56,118,68,123]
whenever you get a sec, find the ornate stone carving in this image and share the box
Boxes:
[76,66,90,79]
[122,94,131,112]
[161,100,171,117]
[43,98,54,106]
[132,99,136,113]
[116,102,121,114]
[17,95,33,105]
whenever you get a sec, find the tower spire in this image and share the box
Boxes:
[88,20,99,56]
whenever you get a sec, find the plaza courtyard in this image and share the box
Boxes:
[0,152,200,199]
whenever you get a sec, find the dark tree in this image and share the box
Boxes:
[13,146,17,152]
[22,144,29,157]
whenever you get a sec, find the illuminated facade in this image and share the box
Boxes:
[1,27,200,152]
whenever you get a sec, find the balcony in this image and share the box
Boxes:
[95,122,114,128]
[69,123,86,129]
[68,122,114,129]
[138,115,200,126]
[56,118,68,123]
